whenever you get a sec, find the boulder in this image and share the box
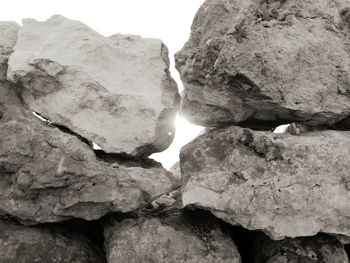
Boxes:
[104,209,241,263]
[0,107,176,224]
[180,125,350,239]
[8,15,180,157]
[0,21,19,80]
[0,221,105,263]
[250,234,349,263]
[176,0,350,129]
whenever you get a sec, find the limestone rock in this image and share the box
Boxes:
[0,21,19,80]
[250,234,349,263]
[8,15,180,157]
[180,126,350,239]
[0,81,21,117]
[176,0,350,129]
[0,221,105,263]
[104,209,241,263]
[0,107,176,223]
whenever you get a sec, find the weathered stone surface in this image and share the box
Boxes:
[250,234,349,263]
[0,81,21,117]
[176,0,350,129]
[0,21,19,81]
[180,126,350,240]
[0,221,105,263]
[104,209,241,263]
[0,107,176,223]
[8,15,179,156]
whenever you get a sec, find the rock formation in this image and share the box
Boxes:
[8,15,180,156]
[176,0,350,129]
[2,0,350,260]
[104,209,241,263]
[0,221,105,263]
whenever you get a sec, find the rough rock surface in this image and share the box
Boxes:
[250,234,349,263]
[176,0,350,129]
[0,21,19,80]
[104,209,241,263]
[0,221,105,263]
[180,126,350,239]
[8,15,179,156]
[0,107,177,224]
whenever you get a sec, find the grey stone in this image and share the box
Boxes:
[104,210,241,263]
[250,234,349,263]
[180,125,350,239]
[176,0,350,129]
[0,221,105,263]
[0,107,177,223]
[0,21,19,81]
[8,15,180,157]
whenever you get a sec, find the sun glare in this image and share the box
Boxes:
[150,114,204,170]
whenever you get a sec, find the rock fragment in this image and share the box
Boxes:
[104,209,241,263]
[0,221,105,263]
[8,15,179,156]
[0,21,19,80]
[0,107,176,223]
[180,125,350,239]
[250,234,349,263]
[176,0,350,129]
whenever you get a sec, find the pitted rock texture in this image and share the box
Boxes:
[176,0,350,129]
[180,126,350,240]
[8,15,179,157]
[0,21,19,81]
[0,81,21,117]
[0,221,105,263]
[250,234,349,263]
[0,107,176,224]
[104,209,241,263]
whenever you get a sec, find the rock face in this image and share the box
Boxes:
[0,107,176,224]
[0,21,19,80]
[180,126,350,240]
[8,15,179,156]
[250,234,349,263]
[176,0,350,129]
[104,210,241,263]
[0,221,105,263]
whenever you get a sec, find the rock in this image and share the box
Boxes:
[250,234,349,263]
[180,125,350,240]
[0,107,176,224]
[8,15,180,157]
[0,21,19,80]
[176,0,350,129]
[104,209,241,263]
[0,221,105,263]
[169,161,181,181]
[0,81,21,117]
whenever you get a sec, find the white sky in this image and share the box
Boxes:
[1,0,205,169]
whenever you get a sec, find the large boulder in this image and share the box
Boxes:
[180,126,350,240]
[0,221,105,263]
[250,234,349,263]
[104,209,241,263]
[7,15,180,157]
[0,21,19,80]
[0,107,177,224]
[176,0,350,129]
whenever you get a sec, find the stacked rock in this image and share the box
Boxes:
[0,15,243,262]
[176,0,350,261]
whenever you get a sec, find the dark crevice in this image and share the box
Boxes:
[94,150,163,169]
[38,217,109,263]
